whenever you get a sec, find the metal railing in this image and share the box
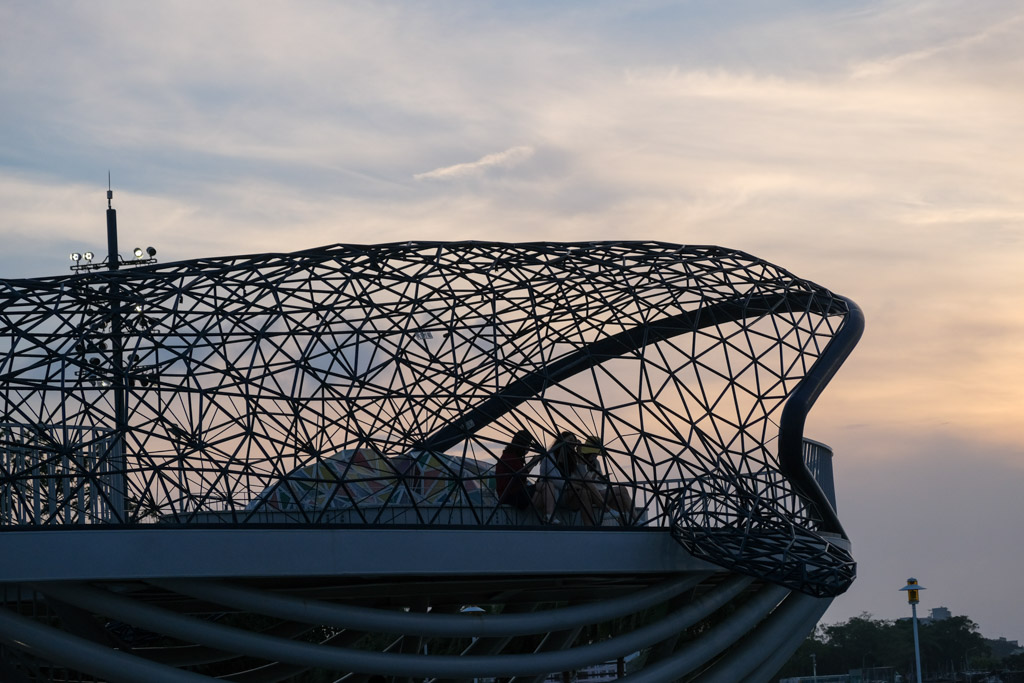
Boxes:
[803,438,837,511]
[1,423,836,531]
[1,424,116,525]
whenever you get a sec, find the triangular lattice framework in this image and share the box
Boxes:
[0,241,860,596]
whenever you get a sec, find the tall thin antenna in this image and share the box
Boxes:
[107,175,119,272]
[104,170,126,521]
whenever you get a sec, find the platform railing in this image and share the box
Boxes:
[1,423,836,531]
[802,438,837,511]
[0,424,117,525]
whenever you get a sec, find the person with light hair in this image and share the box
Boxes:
[580,435,637,524]
[533,431,604,525]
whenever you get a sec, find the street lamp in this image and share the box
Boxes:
[899,577,926,683]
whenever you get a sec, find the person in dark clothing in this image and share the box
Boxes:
[534,431,603,525]
[495,429,537,509]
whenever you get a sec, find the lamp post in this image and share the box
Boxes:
[69,181,159,522]
[899,577,926,683]
[107,184,127,522]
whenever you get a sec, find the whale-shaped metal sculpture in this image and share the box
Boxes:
[0,240,862,680]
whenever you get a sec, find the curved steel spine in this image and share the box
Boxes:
[778,296,865,536]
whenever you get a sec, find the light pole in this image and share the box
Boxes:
[107,183,128,522]
[70,181,159,522]
[899,577,926,683]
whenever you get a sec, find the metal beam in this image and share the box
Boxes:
[0,605,211,683]
[0,527,714,582]
[30,575,753,678]
[152,572,708,638]
[695,590,831,682]
[615,582,789,683]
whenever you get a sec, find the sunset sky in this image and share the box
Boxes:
[2,1,1022,643]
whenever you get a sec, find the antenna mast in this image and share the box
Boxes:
[106,172,119,271]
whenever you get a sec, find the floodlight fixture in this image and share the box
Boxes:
[84,252,94,261]
[134,247,144,259]
[71,253,82,262]
[146,247,157,257]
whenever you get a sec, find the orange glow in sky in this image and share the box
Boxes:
[1,0,1022,642]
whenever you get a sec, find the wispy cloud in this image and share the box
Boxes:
[850,11,1024,79]
[414,146,535,181]
[2,0,1024,643]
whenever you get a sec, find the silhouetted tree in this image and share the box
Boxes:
[919,615,988,674]
[1003,651,1024,671]
[777,612,992,679]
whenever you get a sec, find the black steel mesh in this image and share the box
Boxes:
[0,241,858,595]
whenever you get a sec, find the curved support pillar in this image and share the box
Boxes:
[151,573,707,638]
[25,575,752,679]
[4,566,830,681]
[737,594,832,683]
[137,619,317,667]
[215,627,368,683]
[619,582,790,682]
[693,589,832,682]
[0,606,211,683]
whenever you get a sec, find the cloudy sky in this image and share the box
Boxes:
[2,0,1022,644]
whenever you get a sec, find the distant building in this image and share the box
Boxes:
[985,636,1021,660]
[911,605,950,624]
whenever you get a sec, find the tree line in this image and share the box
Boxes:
[777,613,1024,679]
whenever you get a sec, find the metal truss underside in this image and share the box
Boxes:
[0,570,834,683]
[1,241,860,600]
